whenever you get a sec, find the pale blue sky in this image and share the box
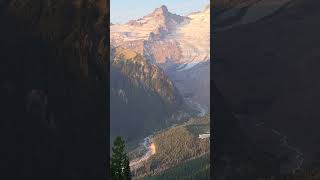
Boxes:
[111,0,210,24]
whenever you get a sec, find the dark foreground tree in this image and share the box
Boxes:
[111,136,131,180]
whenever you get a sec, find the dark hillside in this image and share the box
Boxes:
[110,47,187,142]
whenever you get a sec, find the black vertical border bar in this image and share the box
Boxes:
[210,0,214,179]
[106,0,111,179]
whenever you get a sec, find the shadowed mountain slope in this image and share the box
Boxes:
[110,47,188,142]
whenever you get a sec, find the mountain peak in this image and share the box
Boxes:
[152,5,169,16]
[160,5,168,10]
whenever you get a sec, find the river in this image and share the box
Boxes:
[129,136,154,171]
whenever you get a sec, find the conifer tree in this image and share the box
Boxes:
[111,136,131,180]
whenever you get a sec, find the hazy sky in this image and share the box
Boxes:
[111,0,210,24]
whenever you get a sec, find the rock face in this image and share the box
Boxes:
[0,1,108,179]
[110,47,187,142]
[111,5,210,111]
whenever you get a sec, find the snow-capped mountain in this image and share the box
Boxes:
[111,5,210,112]
[166,5,210,69]
[111,5,186,49]
[111,5,210,69]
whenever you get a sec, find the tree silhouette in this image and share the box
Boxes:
[111,136,131,180]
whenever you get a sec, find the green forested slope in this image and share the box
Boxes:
[131,115,210,179]
[145,153,210,180]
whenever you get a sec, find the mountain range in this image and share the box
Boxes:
[111,4,210,112]
[110,5,210,178]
